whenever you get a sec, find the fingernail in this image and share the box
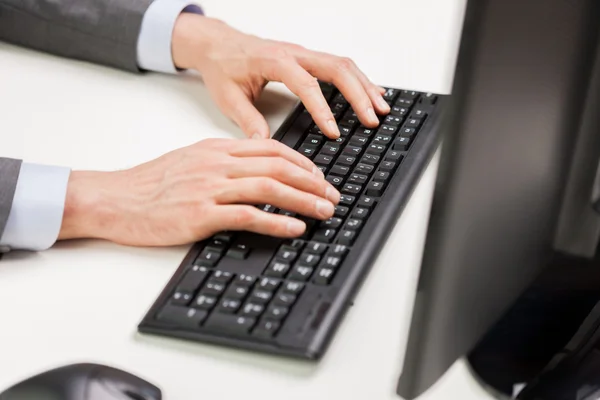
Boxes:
[313,166,325,178]
[287,219,306,235]
[326,187,341,204]
[367,107,378,124]
[316,199,334,217]
[327,119,340,137]
[377,97,390,112]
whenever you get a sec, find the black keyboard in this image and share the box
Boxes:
[138,83,446,359]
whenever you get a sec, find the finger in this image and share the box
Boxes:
[216,177,335,220]
[208,79,270,139]
[227,157,340,204]
[215,205,306,237]
[262,57,340,139]
[227,138,324,177]
[298,54,390,124]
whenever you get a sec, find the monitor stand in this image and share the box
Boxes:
[467,246,600,398]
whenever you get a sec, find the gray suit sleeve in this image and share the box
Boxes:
[0,0,155,72]
[0,158,22,241]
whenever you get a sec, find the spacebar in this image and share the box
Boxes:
[280,110,313,150]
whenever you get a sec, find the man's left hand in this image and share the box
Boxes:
[171,13,390,139]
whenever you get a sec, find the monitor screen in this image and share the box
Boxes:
[396,0,600,398]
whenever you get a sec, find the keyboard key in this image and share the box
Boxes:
[213,232,234,243]
[420,92,438,104]
[170,291,193,306]
[212,270,233,283]
[305,134,324,146]
[321,144,340,156]
[176,265,209,293]
[298,145,317,158]
[355,127,376,137]
[313,268,335,285]
[224,285,249,300]
[334,205,349,218]
[281,110,312,149]
[288,265,314,281]
[342,184,361,195]
[361,154,380,165]
[202,281,226,296]
[321,217,343,229]
[410,108,428,119]
[349,136,369,147]
[373,171,390,182]
[348,173,368,185]
[193,294,218,310]
[266,306,289,320]
[204,314,256,335]
[339,194,356,206]
[393,137,411,151]
[321,255,342,269]
[330,165,350,176]
[235,274,256,286]
[351,207,369,219]
[312,228,337,243]
[288,239,306,250]
[373,134,393,145]
[343,146,363,157]
[218,299,241,313]
[395,98,414,107]
[390,106,409,117]
[298,253,321,267]
[226,244,250,259]
[258,277,281,291]
[337,155,357,166]
[338,230,356,245]
[405,118,422,128]
[250,290,273,304]
[314,154,334,166]
[399,127,416,138]
[384,115,404,125]
[379,125,397,135]
[282,281,305,294]
[259,204,276,213]
[358,196,376,208]
[340,116,359,128]
[366,144,386,155]
[400,90,419,99]
[196,249,221,266]
[205,239,227,254]
[379,161,397,172]
[252,320,281,338]
[157,305,207,328]
[383,88,399,102]
[264,261,290,278]
[331,244,349,257]
[278,209,296,218]
[306,241,328,254]
[339,125,353,136]
[326,175,344,188]
[345,219,363,230]
[274,293,297,307]
[275,247,297,262]
[385,151,403,162]
[355,163,374,175]
[241,302,265,317]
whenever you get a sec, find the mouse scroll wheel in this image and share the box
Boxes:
[124,390,148,400]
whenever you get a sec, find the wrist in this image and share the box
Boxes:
[58,170,123,241]
[172,13,226,72]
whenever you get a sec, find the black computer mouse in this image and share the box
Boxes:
[0,363,161,400]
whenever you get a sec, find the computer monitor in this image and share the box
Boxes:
[396,0,600,398]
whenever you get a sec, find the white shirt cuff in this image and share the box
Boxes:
[137,0,204,74]
[0,162,71,252]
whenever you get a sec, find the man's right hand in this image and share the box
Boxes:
[57,139,340,247]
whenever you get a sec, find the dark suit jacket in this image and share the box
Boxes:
[0,0,153,239]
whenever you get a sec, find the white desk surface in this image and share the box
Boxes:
[0,0,495,399]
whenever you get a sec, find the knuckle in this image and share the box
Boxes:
[232,207,255,227]
[257,177,277,194]
[335,57,354,72]
[297,78,320,96]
